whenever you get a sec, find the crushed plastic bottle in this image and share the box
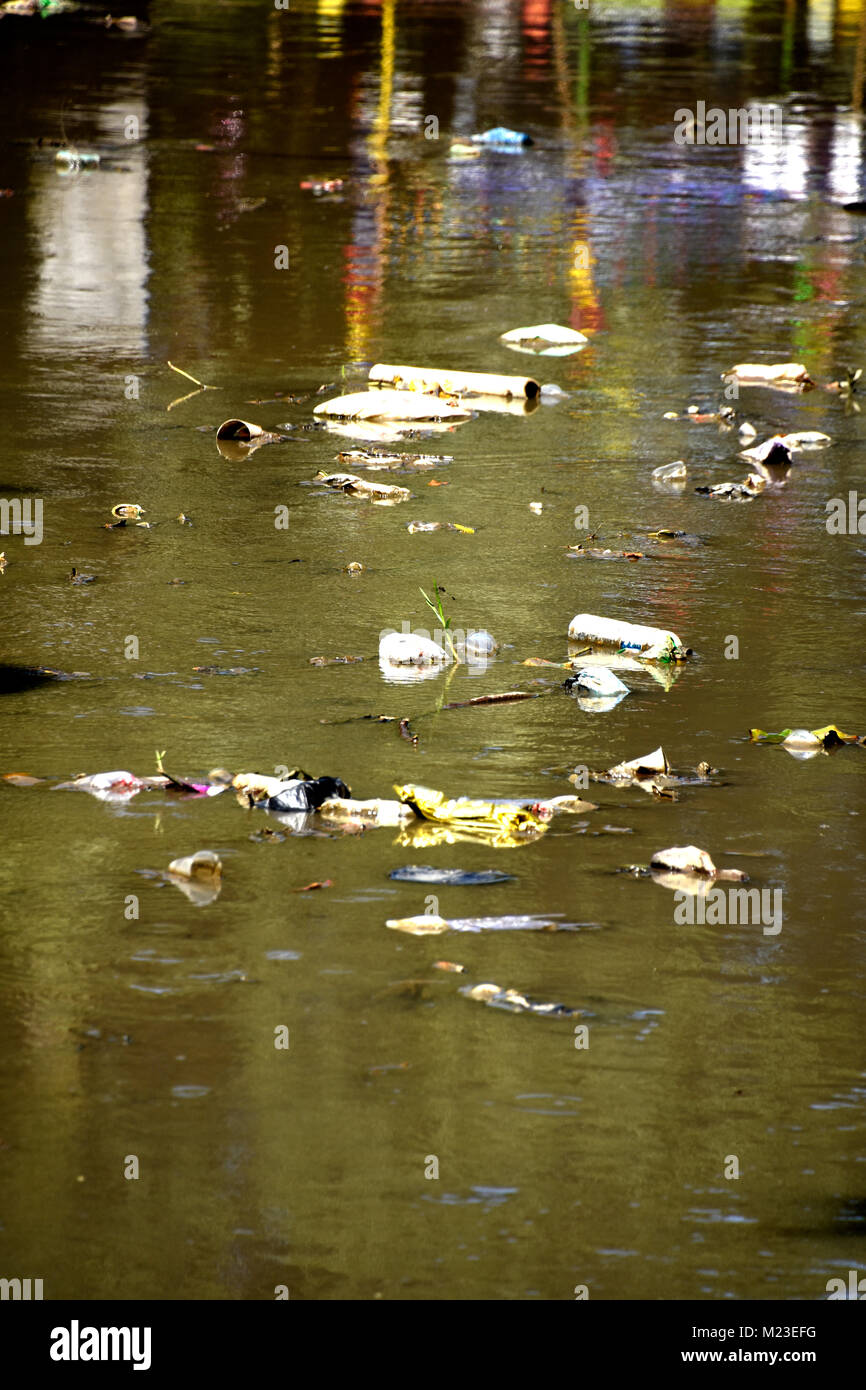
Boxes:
[568,614,689,662]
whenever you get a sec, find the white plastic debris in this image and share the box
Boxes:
[570,668,630,697]
[500,323,588,357]
[313,390,472,423]
[777,729,822,750]
[607,746,669,780]
[232,773,292,800]
[314,472,411,502]
[168,850,222,880]
[463,629,498,659]
[166,850,223,906]
[568,614,687,661]
[378,632,451,666]
[450,629,498,662]
[650,845,717,876]
[386,914,450,935]
[530,795,597,814]
[52,770,145,800]
[652,461,687,482]
[738,435,792,467]
[570,667,630,696]
[777,431,831,450]
[319,798,417,827]
[650,845,748,882]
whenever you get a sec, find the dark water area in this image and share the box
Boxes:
[1,0,865,1301]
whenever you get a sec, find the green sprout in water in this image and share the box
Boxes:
[419,581,461,663]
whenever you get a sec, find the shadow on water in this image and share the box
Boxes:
[0,663,89,693]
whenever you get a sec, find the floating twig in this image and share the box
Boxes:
[442,690,540,709]
[166,362,220,412]
[168,362,208,388]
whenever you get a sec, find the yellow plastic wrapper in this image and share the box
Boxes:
[394,822,541,850]
[393,784,550,846]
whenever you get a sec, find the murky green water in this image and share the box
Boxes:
[1,0,865,1300]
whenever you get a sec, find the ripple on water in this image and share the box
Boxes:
[187,970,249,983]
[513,1093,582,1117]
[421,1186,519,1208]
[686,1209,758,1225]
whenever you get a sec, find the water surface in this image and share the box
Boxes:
[1,0,864,1300]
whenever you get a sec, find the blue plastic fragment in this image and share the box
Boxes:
[470,127,533,148]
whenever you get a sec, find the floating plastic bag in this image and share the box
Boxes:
[379,631,451,666]
[265,776,350,813]
[565,667,629,709]
[52,770,145,800]
[394,783,550,840]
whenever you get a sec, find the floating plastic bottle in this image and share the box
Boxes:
[568,613,688,662]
